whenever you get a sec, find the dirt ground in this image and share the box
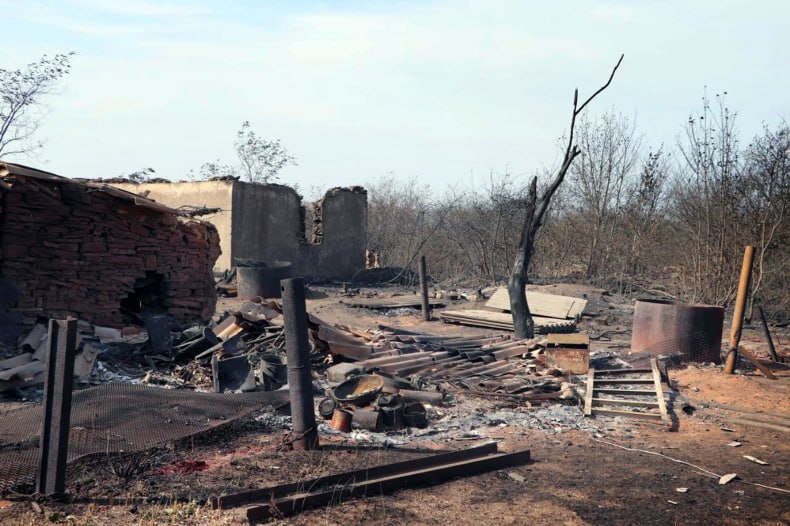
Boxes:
[1,283,788,525]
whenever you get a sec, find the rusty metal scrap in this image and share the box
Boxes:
[211,442,531,522]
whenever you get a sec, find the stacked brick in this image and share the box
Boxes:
[0,172,220,329]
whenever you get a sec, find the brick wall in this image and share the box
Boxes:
[0,173,220,330]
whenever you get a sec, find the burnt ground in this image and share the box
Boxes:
[1,283,788,525]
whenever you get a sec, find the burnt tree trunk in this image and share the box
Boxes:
[509,54,624,339]
[508,179,538,338]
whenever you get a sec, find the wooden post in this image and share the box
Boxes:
[37,318,77,498]
[724,246,754,374]
[419,255,430,321]
[757,306,779,362]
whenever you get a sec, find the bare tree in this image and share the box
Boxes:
[235,121,296,183]
[508,54,624,339]
[741,122,790,314]
[0,52,74,157]
[567,112,642,280]
[674,92,742,305]
[190,121,296,183]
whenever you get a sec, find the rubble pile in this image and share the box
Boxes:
[315,323,581,402]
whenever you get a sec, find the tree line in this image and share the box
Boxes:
[367,93,790,319]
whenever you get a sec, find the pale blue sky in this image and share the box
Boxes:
[1,0,787,193]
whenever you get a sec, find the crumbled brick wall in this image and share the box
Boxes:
[0,175,220,329]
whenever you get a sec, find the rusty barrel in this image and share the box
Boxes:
[631,299,724,363]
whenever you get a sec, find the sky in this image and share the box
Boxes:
[1,0,788,195]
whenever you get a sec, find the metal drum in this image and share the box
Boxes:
[631,299,724,363]
[235,260,292,299]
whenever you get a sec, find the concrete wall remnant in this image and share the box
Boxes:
[113,180,367,280]
[0,163,221,336]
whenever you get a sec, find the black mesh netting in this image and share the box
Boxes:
[626,330,721,367]
[0,383,290,493]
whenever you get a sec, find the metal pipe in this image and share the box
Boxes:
[724,245,754,374]
[398,389,444,405]
[419,255,430,321]
[281,278,319,450]
[37,318,77,498]
[758,305,779,362]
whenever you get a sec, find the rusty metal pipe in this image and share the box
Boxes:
[398,389,444,405]
[724,245,754,374]
[281,278,319,450]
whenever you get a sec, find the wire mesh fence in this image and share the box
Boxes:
[0,383,290,494]
[625,330,722,368]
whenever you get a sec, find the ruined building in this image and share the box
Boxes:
[111,180,367,279]
[0,163,220,343]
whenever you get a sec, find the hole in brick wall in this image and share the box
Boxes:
[301,201,323,245]
[120,271,167,324]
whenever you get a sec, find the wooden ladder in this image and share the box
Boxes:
[584,358,668,423]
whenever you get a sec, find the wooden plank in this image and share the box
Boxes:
[591,408,663,420]
[342,296,445,309]
[593,378,654,384]
[700,401,790,422]
[592,388,658,395]
[244,448,531,522]
[486,289,586,319]
[546,333,589,347]
[592,398,660,407]
[594,368,652,374]
[650,358,669,423]
[584,368,595,416]
[728,418,790,434]
[737,347,777,380]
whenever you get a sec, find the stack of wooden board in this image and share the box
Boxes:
[439,288,587,332]
[484,289,587,319]
[341,295,445,309]
[439,310,575,333]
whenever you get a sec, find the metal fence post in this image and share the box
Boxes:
[281,278,319,450]
[419,255,430,321]
[37,318,77,498]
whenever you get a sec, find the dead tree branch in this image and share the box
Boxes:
[508,54,624,338]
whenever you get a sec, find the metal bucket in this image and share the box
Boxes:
[235,260,292,299]
[631,299,724,363]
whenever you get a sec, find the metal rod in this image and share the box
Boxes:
[758,305,779,362]
[419,255,430,321]
[724,245,754,374]
[213,442,498,510]
[37,318,77,498]
[245,446,531,522]
[281,278,319,450]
